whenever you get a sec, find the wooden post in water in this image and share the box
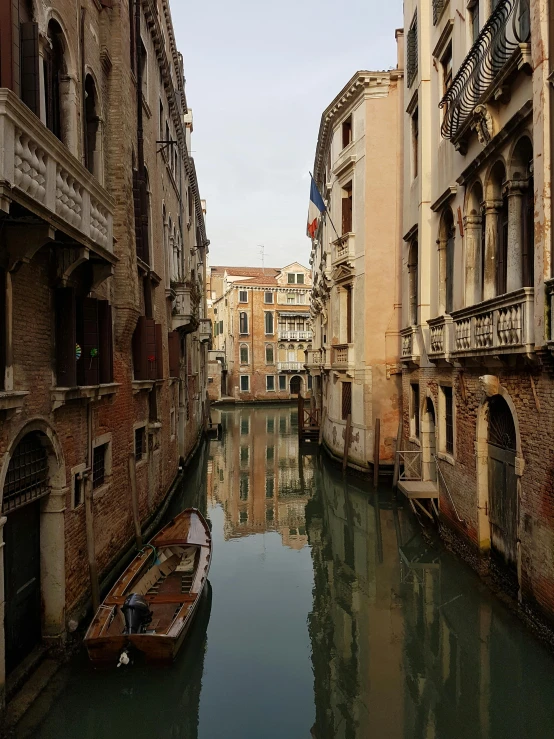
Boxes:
[373,418,381,488]
[392,421,402,492]
[84,476,100,613]
[343,413,352,473]
[319,407,326,446]
[298,393,304,436]
[129,453,143,549]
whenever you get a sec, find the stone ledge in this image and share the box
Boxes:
[51,383,119,411]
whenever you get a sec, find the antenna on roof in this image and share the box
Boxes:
[258,245,265,274]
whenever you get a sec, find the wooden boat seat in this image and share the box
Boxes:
[103,592,197,607]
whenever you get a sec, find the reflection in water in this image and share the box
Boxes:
[18,407,554,739]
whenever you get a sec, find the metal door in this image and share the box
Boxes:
[4,501,41,673]
[488,396,517,569]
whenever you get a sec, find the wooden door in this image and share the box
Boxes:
[488,396,517,569]
[4,501,41,674]
[290,376,301,395]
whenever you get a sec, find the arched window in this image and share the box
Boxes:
[265,344,274,364]
[45,21,66,141]
[240,344,249,364]
[408,239,418,326]
[84,75,100,177]
[4,432,49,513]
[510,137,534,289]
[264,312,274,335]
[239,312,248,335]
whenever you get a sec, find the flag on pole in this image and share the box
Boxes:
[307,176,326,239]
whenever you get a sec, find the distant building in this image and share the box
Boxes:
[306,61,404,472]
[207,263,312,401]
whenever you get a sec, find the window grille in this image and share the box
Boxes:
[93,443,108,489]
[342,382,352,420]
[3,433,49,513]
[407,14,418,88]
[433,0,445,25]
[134,427,146,462]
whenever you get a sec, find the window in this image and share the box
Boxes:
[240,418,250,435]
[45,21,65,141]
[443,386,454,455]
[297,273,305,285]
[219,320,223,334]
[240,445,249,466]
[266,446,274,462]
[264,292,274,303]
[84,75,101,177]
[239,290,248,303]
[342,182,353,234]
[265,312,274,335]
[239,510,248,524]
[131,316,163,381]
[267,418,275,433]
[0,269,5,390]
[239,312,249,334]
[239,475,249,500]
[266,476,275,498]
[266,375,275,392]
[446,218,455,314]
[407,13,418,88]
[346,285,353,343]
[408,240,419,325]
[411,107,419,179]
[93,443,108,489]
[135,426,146,462]
[288,273,295,284]
[287,294,295,304]
[342,116,352,149]
[279,375,287,391]
[240,375,250,392]
[266,507,274,522]
[279,416,287,433]
[308,375,313,390]
[240,344,249,364]
[442,43,453,96]
[265,344,274,364]
[470,0,480,43]
[342,382,352,420]
[73,473,84,508]
[411,384,420,439]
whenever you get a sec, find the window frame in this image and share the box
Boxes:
[239,312,249,335]
[279,375,287,391]
[240,343,249,365]
[264,311,274,335]
[410,384,420,440]
[240,374,250,392]
[239,290,248,303]
[264,292,274,304]
[266,375,276,392]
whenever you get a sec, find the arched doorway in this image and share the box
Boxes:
[3,432,49,673]
[487,395,517,569]
[422,396,437,482]
[290,375,302,396]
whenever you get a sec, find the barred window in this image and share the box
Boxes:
[342,382,352,420]
[93,443,109,488]
[134,427,146,463]
[407,13,418,88]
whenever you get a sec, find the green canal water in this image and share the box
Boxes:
[16,406,554,739]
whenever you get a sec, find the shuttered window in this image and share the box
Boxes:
[20,22,40,116]
[341,382,352,420]
[132,316,163,381]
[168,331,180,377]
[407,14,418,88]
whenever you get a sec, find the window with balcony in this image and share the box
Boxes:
[408,240,419,325]
[442,43,453,96]
[239,290,248,303]
[84,75,102,179]
[266,375,275,392]
[438,208,455,314]
[342,116,352,149]
[55,291,114,387]
[240,375,250,392]
[411,107,419,179]
[265,344,274,364]
[341,382,352,420]
[44,20,66,142]
[264,292,274,303]
[265,312,274,335]
[240,344,249,364]
[341,182,353,234]
[239,312,249,334]
[18,7,40,118]
[407,13,418,88]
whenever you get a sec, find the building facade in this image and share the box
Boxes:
[207,263,312,402]
[306,66,404,471]
[400,0,554,620]
[0,0,208,698]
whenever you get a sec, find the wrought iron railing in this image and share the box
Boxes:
[432,0,445,25]
[439,0,530,140]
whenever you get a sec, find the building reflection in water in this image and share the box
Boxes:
[207,407,314,549]
[306,456,554,739]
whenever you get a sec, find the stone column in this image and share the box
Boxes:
[483,200,502,300]
[41,487,67,638]
[464,214,483,306]
[505,180,526,293]
[437,238,447,313]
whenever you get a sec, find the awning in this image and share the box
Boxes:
[278,311,310,317]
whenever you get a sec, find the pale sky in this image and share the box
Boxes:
[171,0,403,269]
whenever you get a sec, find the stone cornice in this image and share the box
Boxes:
[313,70,395,187]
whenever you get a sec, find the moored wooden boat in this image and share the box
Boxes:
[84,508,211,666]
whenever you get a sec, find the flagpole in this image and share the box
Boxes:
[309,171,341,241]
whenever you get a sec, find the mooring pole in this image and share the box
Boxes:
[129,453,143,549]
[373,418,381,488]
[85,404,100,612]
[392,421,402,492]
[343,413,352,474]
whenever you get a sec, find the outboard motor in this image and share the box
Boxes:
[122,593,152,635]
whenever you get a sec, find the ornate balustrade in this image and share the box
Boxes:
[450,288,534,357]
[331,344,353,368]
[0,90,113,255]
[198,318,212,343]
[277,362,304,372]
[305,349,324,367]
[439,0,531,143]
[331,233,355,266]
[400,326,420,364]
[427,315,454,362]
[278,330,313,341]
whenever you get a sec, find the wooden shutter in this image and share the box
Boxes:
[20,23,39,116]
[0,269,5,390]
[55,288,76,387]
[342,195,352,234]
[155,322,163,380]
[143,318,157,380]
[168,331,180,378]
[77,298,99,386]
[132,315,148,381]
[98,301,113,384]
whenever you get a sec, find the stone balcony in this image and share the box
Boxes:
[277,362,304,372]
[400,326,420,365]
[450,288,534,358]
[0,90,113,257]
[278,330,313,341]
[305,349,324,367]
[427,315,454,363]
[172,285,194,332]
[331,344,354,369]
[198,318,212,343]
[331,234,355,266]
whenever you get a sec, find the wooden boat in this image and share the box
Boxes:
[84,508,211,666]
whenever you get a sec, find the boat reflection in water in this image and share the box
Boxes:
[307,457,554,739]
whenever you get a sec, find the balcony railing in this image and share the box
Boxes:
[331,233,355,265]
[331,344,353,367]
[305,349,324,366]
[277,362,304,372]
[172,285,193,331]
[278,330,313,341]
[451,288,534,356]
[400,326,420,364]
[439,0,530,141]
[198,318,212,343]
[427,315,454,361]
[0,90,113,254]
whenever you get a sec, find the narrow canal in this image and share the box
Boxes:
[15,406,554,739]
